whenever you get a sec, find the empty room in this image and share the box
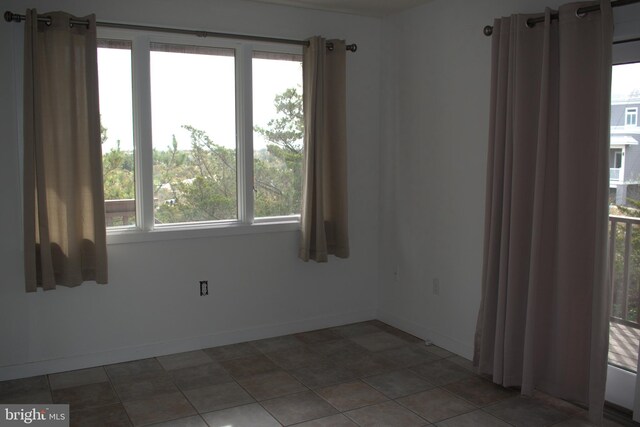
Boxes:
[1,0,640,425]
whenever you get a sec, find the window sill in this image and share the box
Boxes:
[106,218,301,245]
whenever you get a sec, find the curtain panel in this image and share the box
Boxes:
[23,9,108,291]
[474,1,612,422]
[299,36,349,262]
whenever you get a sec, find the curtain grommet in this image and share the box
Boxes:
[576,9,587,18]
[525,19,535,29]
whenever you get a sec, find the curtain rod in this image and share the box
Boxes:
[3,10,358,52]
[483,0,640,36]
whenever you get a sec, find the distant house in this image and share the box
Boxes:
[610,91,640,206]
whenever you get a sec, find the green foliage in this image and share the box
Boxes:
[254,87,304,217]
[102,87,304,226]
[103,140,134,200]
[154,126,237,223]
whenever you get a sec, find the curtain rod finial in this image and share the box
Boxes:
[347,44,357,52]
[4,11,18,22]
[483,25,493,36]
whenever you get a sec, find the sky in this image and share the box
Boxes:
[97,45,302,153]
[612,62,640,101]
[98,46,639,153]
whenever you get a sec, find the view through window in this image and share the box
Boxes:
[97,35,303,229]
[253,52,303,218]
[97,40,135,227]
[608,61,640,373]
[150,43,237,224]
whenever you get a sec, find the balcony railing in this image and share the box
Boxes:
[608,215,640,371]
[609,215,640,328]
[610,167,621,182]
[105,199,135,227]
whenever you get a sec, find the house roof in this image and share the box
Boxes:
[611,89,640,104]
[611,135,639,145]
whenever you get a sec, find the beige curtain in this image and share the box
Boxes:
[474,1,612,422]
[299,37,349,262]
[23,9,108,292]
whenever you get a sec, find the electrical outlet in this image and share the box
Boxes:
[199,280,208,296]
[432,278,440,296]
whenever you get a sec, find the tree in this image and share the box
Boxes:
[101,86,304,225]
[254,87,304,217]
[102,140,135,200]
[155,126,237,223]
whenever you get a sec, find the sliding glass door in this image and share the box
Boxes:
[606,38,640,422]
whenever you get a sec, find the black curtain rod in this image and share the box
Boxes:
[483,0,640,36]
[3,10,358,52]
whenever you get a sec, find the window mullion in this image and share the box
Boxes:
[131,36,155,232]
[236,44,254,224]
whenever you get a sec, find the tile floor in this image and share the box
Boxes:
[0,320,633,426]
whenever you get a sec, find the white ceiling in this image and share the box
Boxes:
[246,0,434,17]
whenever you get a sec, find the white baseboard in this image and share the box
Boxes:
[0,308,377,381]
[377,310,474,360]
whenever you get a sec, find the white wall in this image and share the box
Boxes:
[0,0,382,380]
[378,0,571,358]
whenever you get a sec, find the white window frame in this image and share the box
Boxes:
[98,28,303,244]
[608,39,640,421]
[626,107,638,127]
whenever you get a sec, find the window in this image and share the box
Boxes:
[150,43,237,224]
[97,31,303,235]
[252,51,303,218]
[97,40,135,227]
[626,107,638,127]
[615,150,623,169]
[610,149,623,182]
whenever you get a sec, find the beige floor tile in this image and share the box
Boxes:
[289,361,357,389]
[260,391,338,426]
[237,370,307,401]
[362,369,435,399]
[52,382,119,411]
[345,400,428,426]
[484,396,571,427]
[378,345,441,368]
[70,403,131,427]
[443,376,516,406]
[265,346,327,370]
[219,354,280,379]
[123,391,196,426]
[410,359,474,386]
[293,413,357,426]
[397,388,475,423]
[201,403,281,427]
[168,363,232,391]
[183,381,254,413]
[316,380,388,412]
[350,332,408,352]
[435,409,511,427]
[113,372,178,402]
